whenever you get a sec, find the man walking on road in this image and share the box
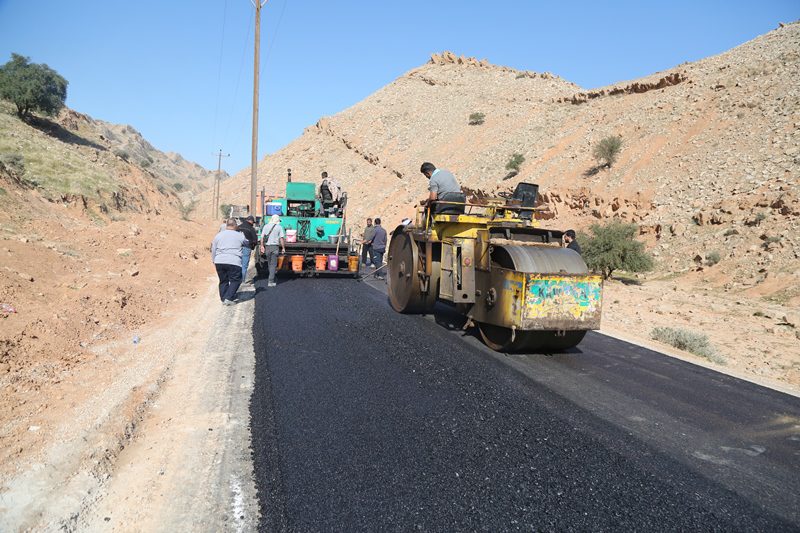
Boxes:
[238,215,258,281]
[361,217,375,268]
[260,214,286,287]
[371,218,387,279]
[212,219,250,305]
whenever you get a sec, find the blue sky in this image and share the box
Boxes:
[0,1,797,173]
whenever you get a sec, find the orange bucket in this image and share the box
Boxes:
[277,255,285,270]
[290,255,303,272]
[348,255,359,272]
[315,254,327,271]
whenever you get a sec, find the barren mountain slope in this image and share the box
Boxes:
[221,23,799,302]
[0,105,216,482]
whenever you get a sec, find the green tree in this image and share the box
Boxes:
[582,221,653,279]
[0,53,68,118]
[592,135,623,168]
[219,203,233,219]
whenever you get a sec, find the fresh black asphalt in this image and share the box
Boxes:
[250,277,799,531]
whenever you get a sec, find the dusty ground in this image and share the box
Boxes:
[0,275,259,531]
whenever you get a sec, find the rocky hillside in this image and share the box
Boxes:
[0,102,222,217]
[220,22,799,304]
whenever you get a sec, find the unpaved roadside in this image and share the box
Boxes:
[0,279,259,531]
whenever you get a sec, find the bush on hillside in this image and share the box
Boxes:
[179,199,197,221]
[592,135,623,168]
[650,327,724,364]
[173,182,184,192]
[219,203,233,219]
[468,112,485,125]
[505,153,525,172]
[582,221,653,279]
[0,53,68,118]
[706,250,721,266]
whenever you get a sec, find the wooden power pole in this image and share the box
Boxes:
[212,149,230,219]
[250,0,268,215]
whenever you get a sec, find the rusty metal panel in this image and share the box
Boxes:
[521,274,603,330]
[440,242,454,301]
[471,267,525,328]
[454,238,476,304]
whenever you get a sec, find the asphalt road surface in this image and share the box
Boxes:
[250,277,800,532]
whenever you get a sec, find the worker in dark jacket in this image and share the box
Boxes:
[237,215,259,280]
[564,229,582,255]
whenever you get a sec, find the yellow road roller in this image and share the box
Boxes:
[387,183,603,352]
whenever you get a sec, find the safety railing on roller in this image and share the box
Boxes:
[416,200,550,232]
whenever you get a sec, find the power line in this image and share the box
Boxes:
[210,0,229,152]
[222,6,254,149]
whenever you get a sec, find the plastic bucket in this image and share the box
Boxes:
[286,229,297,243]
[315,255,327,271]
[277,255,285,270]
[290,255,303,272]
[328,255,339,271]
[266,202,282,216]
[348,255,359,272]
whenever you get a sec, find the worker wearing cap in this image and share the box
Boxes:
[260,214,286,287]
[237,215,259,281]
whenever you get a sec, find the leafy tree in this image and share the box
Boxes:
[505,153,525,172]
[592,135,623,168]
[0,53,68,118]
[219,203,233,218]
[582,221,653,279]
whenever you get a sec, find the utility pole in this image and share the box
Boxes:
[212,149,230,219]
[250,0,268,215]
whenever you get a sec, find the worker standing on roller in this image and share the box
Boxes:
[419,162,464,214]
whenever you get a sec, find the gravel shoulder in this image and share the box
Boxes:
[0,279,259,531]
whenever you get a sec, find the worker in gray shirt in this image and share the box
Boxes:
[212,219,250,305]
[419,162,464,215]
[371,218,388,279]
[259,214,286,287]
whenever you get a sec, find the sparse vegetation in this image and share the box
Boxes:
[753,310,766,317]
[505,153,525,172]
[113,148,129,161]
[650,327,725,364]
[706,250,721,266]
[723,228,739,237]
[754,211,767,225]
[219,203,233,219]
[592,135,623,168]
[764,235,782,243]
[179,199,197,221]
[582,221,654,280]
[0,53,68,118]
[0,152,25,176]
[173,182,184,192]
[468,112,485,126]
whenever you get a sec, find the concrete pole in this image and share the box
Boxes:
[250,0,267,215]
